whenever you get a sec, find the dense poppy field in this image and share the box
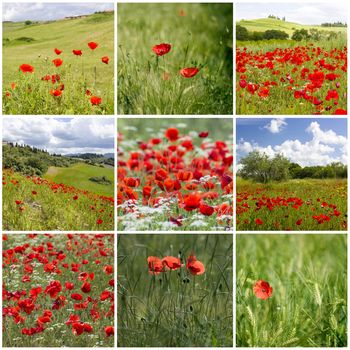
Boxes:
[118,234,233,347]
[117,119,233,231]
[236,178,347,231]
[236,234,347,347]
[3,12,114,115]
[3,169,114,231]
[236,44,347,115]
[3,234,114,347]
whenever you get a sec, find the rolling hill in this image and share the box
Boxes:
[237,18,347,36]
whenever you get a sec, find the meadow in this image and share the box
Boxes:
[3,234,114,347]
[236,177,347,231]
[236,234,347,347]
[117,234,233,347]
[3,165,114,231]
[3,12,114,115]
[236,18,347,115]
[117,118,233,231]
[117,3,233,114]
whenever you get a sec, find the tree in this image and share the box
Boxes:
[291,29,310,41]
[264,29,289,40]
[238,151,291,183]
[236,25,250,41]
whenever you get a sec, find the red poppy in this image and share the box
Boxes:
[255,218,263,225]
[102,56,109,64]
[105,326,114,337]
[198,131,209,138]
[71,293,83,301]
[72,49,82,56]
[199,203,214,216]
[44,280,62,298]
[90,96,102,105]
[72,322,85,336]
[103,265,113,275]
[65,282,74,290]
[88,42,98,50]
[165,127,179,141]
[183,193,201,211]
[81,282,91,293]
[50,89,62,97]
[333,109,347,115]
[180,67,199,78]
[20,64,34,73]
[162,256,182,270]
[152,43,171,56]
[147,256,163,275]
[97,218,103,225]
[186,255,205,275]
[54,48,62,55]
[253,280,273,300]
[52,58,63,67]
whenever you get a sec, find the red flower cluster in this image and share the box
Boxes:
[147,254,205,275]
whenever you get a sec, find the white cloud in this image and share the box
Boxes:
[3,117,115,155]
[263,118,287,134]
[3,3,114,22]
[237,122,347,166]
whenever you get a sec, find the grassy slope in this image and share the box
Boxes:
[237,18,347,36]
[3,12,114,101]
[44,163,114,197]
[236,234,347,347]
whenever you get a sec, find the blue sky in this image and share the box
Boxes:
[3,3,114,22]
[236,3,347,25]
[237,118,347,166]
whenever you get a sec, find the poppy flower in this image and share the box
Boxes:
[147,256,164,275]
[152,43,171,56]
[199,203,214,216]
[183,192,201,211]
[180,67,199,78]
[54,48,62,55]
[105,326,114,337]
[198,131,209,138]
[88,41,98,50]
[50,89,62,97]
[65,282,74,290]
[44,280,62,298]
[81,282,91,293]
[52,58,63,67]
[97,218,103,225]
[255,218,263,225]
[165,127,179,141]
[186,255,205,275]
[90,96,102,105]
[102,56,109,64]
[72,322,85,336]
[253,280,273,300]
[162,256,182,270]
[20,64,34,73]
[103,265,113,275]
[71,293,83,301]
[72,49,82,56]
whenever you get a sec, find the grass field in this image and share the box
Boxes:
[236,177,347,231]
[3,12,114,115]
[44,163,114,197]
[236,234,347,347]
[236,18,347,115]
[117,118,233,231]
[117,234,233,347]
[3,169,114,231]
[117,3,233,114]
[3,234,114,347]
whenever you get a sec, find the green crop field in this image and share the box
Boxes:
[237,234,347,347]
[117,3,233,115]
[118,234,233,346]
[3,12,114,115]
[44,163,114,197]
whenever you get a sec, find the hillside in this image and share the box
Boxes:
[237,18,347,36]
[2,11,114,101]
[44,163,114,197]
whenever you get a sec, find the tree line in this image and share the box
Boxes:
[238,151,347,183]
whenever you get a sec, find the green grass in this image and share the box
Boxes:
[3,12,114,114]
[118,234,233,346]
[236,234,347,347]
[3,234,114,347]
[237,18,347,36]
[236,177,347,231]
[117,3,233,114]
[44,163,114,197]
[3,169,114,231]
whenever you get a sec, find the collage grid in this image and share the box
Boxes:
[0,0,349,348]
